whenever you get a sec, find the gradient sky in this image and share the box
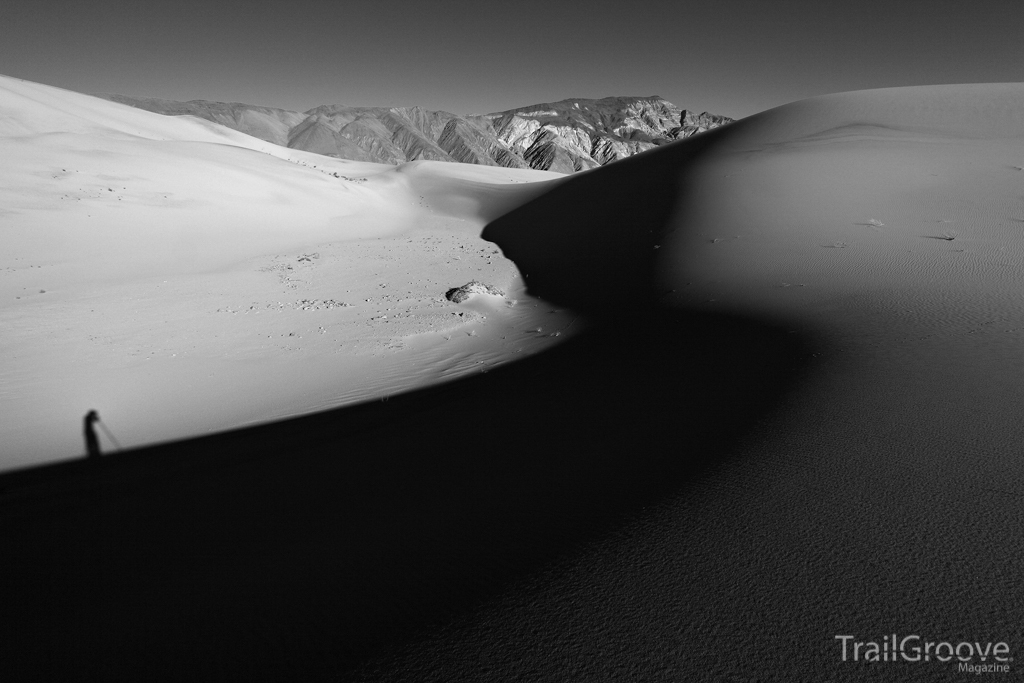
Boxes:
[2,0,1021,119]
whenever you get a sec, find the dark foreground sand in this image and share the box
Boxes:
[1,309,810,681]
[349,84,1024,682]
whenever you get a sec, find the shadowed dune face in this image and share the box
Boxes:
[655,85,1024,329]
[481,132,721,312]
[485,83,1024,318]
[0,310,814,681]
[435,84,1024,682]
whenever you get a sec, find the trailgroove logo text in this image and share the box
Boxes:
[835,634,1012,674]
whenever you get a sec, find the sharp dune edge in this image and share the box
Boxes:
[2,77,1024,681]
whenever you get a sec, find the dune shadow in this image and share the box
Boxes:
[481,128,722,312]
[0,309,814,681]
[0,132,818,681]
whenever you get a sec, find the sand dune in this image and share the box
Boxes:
[2,80,1023,681]
[0,74,565,467]
[377,83,1024,680]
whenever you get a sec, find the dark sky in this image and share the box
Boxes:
[2,0,1021,119]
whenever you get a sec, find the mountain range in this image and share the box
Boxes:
[98,93,733,173]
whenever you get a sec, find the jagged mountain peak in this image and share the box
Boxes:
[103,92,733,172]
[495,94,667,111]
[484,96,733,167]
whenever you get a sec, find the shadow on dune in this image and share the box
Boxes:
[0,311,814,681]
[481,128,723,312]
[0,131,816,681]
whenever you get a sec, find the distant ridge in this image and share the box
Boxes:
[97,93,733,172]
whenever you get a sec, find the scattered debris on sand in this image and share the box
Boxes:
[444,281,504,303]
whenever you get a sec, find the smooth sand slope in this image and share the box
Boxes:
[359,83,1024,680]
[2,83,1023,682]
[0,75,568,468]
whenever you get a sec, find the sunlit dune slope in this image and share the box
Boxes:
[0,74,565,467]
[0,75,561,291]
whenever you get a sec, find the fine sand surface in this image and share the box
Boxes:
[376,84,1024,680]
[0,75,570,468]
[3,81,1024,682]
